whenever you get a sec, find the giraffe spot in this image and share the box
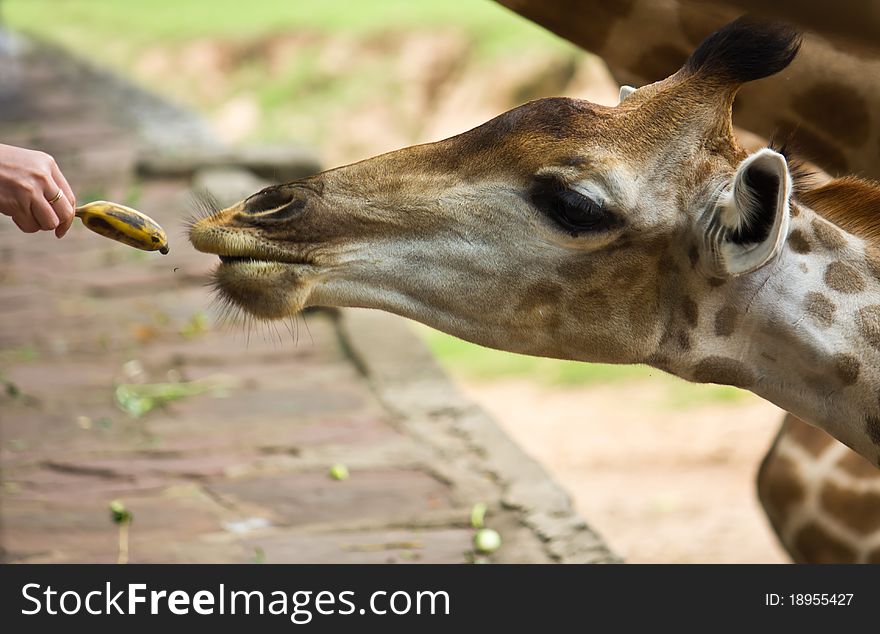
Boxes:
[810,219,848,251]
[756,453,804,523]
[775,119,850,175]
[787,228,812,254]
[824,261,865,294]
[517,282,564,315]
[656,252,679,276]
[568,288,609,320]
[785,417,836,457]
[798,262,809,274]
[687,243,699,268]
[691,356,754,388]
[831,354,861,386]
[866,415,880,445]
[707,276,726,288]
[557,254,595,280]
[632,44,691,82]
[804,373,834,395]
[836,448,879,479]
[856,305,880,351]
[681,297,699,328]
[789,204,800,217]
[803,292,836,329]
[500,0,635,65]
[676,329,691,351]
[864,245,880,283]
[792,523,857,564]
[792,83,870,149]
[820,480,880,535]
[713,304,738,337]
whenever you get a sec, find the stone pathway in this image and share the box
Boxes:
[0,33,615,563]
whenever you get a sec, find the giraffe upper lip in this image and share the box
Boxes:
[190,225,307,265]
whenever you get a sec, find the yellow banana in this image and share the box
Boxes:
[75,201,169,254]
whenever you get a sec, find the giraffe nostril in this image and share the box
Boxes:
[243,186,295,214]
[241,185,308,220]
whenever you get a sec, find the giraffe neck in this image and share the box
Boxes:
[657,204,880,464]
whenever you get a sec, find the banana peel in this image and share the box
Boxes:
[75,201,169,254]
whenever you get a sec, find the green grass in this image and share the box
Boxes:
[2,0,577,61]
[415,324,749,407]
[418,325,655,385]
[2,0,582,147]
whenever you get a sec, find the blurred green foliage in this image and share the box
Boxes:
[3,0,572,57]
[3,0,581,147]
[416,324,748,406]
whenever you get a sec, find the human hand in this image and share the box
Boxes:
[0,143,76,237]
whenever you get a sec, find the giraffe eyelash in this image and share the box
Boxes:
[529,175,620,236]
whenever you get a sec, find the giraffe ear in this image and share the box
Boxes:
[710,148,792,276]
[618,85,636,103]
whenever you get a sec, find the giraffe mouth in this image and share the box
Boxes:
[218,254,278,266]
[189,224,311,267]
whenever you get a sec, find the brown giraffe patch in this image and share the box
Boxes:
[831,354,861,386]
[866,416,880,445]
[820,480,880,535]
[785,417,835,457]
[865,246,880,283]
[803,292,836,328]
[517,282,564,314]
[811,218,848,251]
[787,228,812,254]
[804,373,834,396]
[792,523,857,564]
[707,276,726,288]
[675,329,691,351]
[655,252,680,276]
[691,356,754,388]
[494,0,635,63]
[792,83,870,149]
[855,305,880,351]
[823,261,865,294]
[756,453,804,521]
[687,243,699,268]
[681,297,699,328]
[713,304,738,337]
[568,288,609,318]
[836,449,879,479]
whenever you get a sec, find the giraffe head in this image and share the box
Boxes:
[190,17,801,364]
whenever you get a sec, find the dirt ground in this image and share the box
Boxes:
[454,377,791,563]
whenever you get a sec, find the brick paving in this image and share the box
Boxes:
[0,33,615,563]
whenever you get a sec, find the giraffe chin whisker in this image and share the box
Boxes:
[210,259,316,321]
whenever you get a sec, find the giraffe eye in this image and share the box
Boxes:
[529,176,616,235]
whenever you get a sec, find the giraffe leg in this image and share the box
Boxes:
[757,414,880,563]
